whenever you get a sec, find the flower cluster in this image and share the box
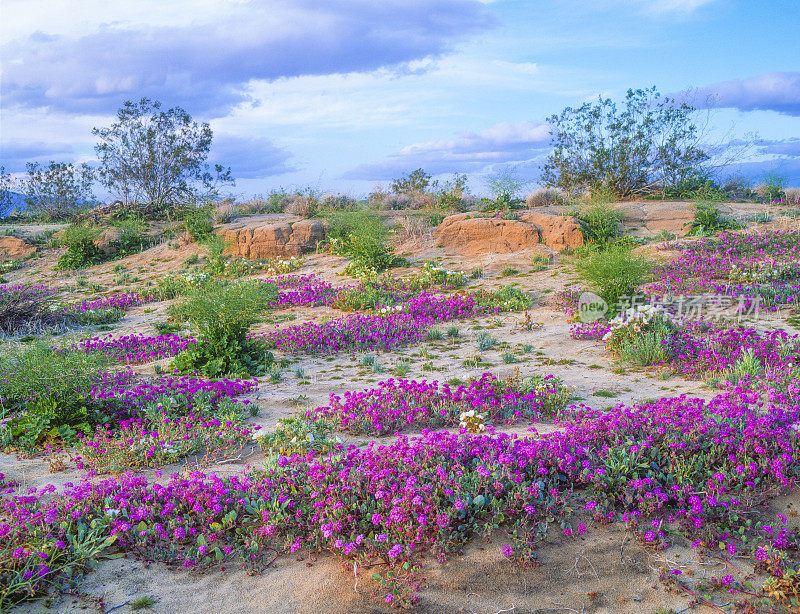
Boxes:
[4,387,800,608]
[311,373,571,435]
[264,292,482,355]
[77,333,197,364]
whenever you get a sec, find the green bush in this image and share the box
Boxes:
[476,285,533,312]
[114,218,153,255]
[55,223,103,270]
[573,247,653,314]
[169,280,277,377]
[324,210,395,274]
[685,201,741,235]
[68,307,124,326]
[184,206,215,240]
[0,341,111,413]
[570,201,624,247]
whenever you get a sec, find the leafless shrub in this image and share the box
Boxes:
[526,188,568,207]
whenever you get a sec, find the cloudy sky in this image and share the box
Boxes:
[1,0,799,197]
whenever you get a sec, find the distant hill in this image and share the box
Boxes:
[0,192,27,217]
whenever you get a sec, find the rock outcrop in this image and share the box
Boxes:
[94,228,122,256]
[0,236,35,259]
[435,211,584,254]
[219,219,327,260]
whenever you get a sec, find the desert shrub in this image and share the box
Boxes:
[542,86,709,197]
[570,201,624,247]
[324,210,394,275]
[169,280,277,377]
[54,223,103,270]
[320,194,358,211]
[603,305,680,366]
[0,285,65,336]
[404,262,467,291]
[391,168,434,195]
[183,205,215,240]
[761,173,787,202]
[334,283,400,311]
[286,191,319,218]
[0,341,111,413]
[68,307,124,326]
[573,247,653,314]
[113,218,154,255]
[685,201,741,235]
[476,285,533,312]
[526,188,567,207]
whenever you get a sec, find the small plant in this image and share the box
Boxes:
[501,267,518,277]
[570,200,624,247]
[131,596,159,611]
[168,280,277,377]
[394,359,411,377]
[469,267,483,279]
[426,328,444,341]
[530,254,550,271]
[184,205,215,240]
[501,351,518,364]
[446,325,460,338]
[573,247,653,315]
[459,409,486,433]
[55,224,103,270]
[477,332,498,351]
[184,254,200,266]
[685,201,740,235]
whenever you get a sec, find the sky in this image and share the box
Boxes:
[1,0,799,199]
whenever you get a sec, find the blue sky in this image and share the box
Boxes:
[1,0,799,198]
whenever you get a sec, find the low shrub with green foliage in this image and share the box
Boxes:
[573,247,653,314]
[54,223,103,270]
[183,205,215,240]
[685,201,741,235]
[324,210,395,275]
[169,280,277,377]
[476,285,533,312]
[570,201,624,247]
[0,341,111,413]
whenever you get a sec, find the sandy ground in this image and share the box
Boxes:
[3,200,799,613]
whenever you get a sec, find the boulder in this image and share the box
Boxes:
[519,211,584,251]
[435,211,583,254]
[219,219,327,260]
[0,236,35,259]
[94,228,122,256]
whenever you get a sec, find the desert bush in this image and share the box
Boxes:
[573,247,653,314]
[0,285,65,336]
[324,210,394,274]
[391,168,434,195]
[476,285,533,312]
[0,341,111,412]
[320,194,358,211]
[183,205,215,240]
[570,200,624,247]
[526,188,567,207]
[286,191,319,218]
[213,198,236,223]
[55,223,103,270]
[113,218,154,255]
[760,173,787,202]
[169,280,276,377]
[22,161,95,220]
[542,86,709,197]
[685,201,740,235]
[93,98,233,209]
